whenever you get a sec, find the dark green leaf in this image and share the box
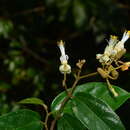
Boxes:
[51,90,72,115]
[51,82,130,113]
[18,97,44,106]
[27,68,37,78]
[0,20,13,38]
[58,114,86,130]
[74,82,130,110]
[72,93,125,130]
[0,109,43,130]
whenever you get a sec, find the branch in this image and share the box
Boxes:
[106,78,118,97]
[19,36,49,66]
[50,61,98,130]
[79,72,98,80]
[50,69,81,130]
[13,6,45,17]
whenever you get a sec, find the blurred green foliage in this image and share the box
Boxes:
[0,1,130,128]
[0,20,13,38]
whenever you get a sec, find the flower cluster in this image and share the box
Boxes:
[57,40,71,74]
[56,31,130,97]
[96,31,130,65]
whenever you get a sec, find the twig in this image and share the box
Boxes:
[19,36,49,66]
[50,65,98,129]
[106,78,118,97]
[79,72,98,80]
[62,73,71,97]
[62,73,67,90]
[42,104,52,130]
[50,70,81,130]
[13,6,45,17]
[42,104,49,130]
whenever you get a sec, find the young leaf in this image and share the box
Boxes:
[18,97,44,106]
[72,92,125,130]
[58,114,86,130]
[0,109,43,130]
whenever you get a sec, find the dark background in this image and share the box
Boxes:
[0,0,130,129]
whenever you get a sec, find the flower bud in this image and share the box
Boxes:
[59,64,71,74]
[97,68,108,78]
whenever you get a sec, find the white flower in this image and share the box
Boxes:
[121,31,130,43]
[96,54,103,60]
[96,31,130,65]
[114,31,130,52]
[96,35,118,64]
[96,54,108,63]
[104,35,118,56]
[58,40,68,63]
[57,40,71,74]
[100,55,110,63]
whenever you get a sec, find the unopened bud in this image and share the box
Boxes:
[111,70,119,79]
[121,62,130,71]
[76,59,86,69]
[97,68,108,78]
[59,64,71,74]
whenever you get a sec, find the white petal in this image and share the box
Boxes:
[58,43,65,56]
[60,55,69,63]
[121,31,130,43]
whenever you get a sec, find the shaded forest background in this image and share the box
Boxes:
[0,0,130,129]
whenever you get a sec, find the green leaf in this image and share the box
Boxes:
[0,20,13,38]
[10,41,21,48]
[18,97,44,106]
[72,92,125,130]
[74,82,130,110]
[27,68,36,77]
[51,90,72,115]
[51,82,130,113]
[0,109,43,130]
[58,114,86,130]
